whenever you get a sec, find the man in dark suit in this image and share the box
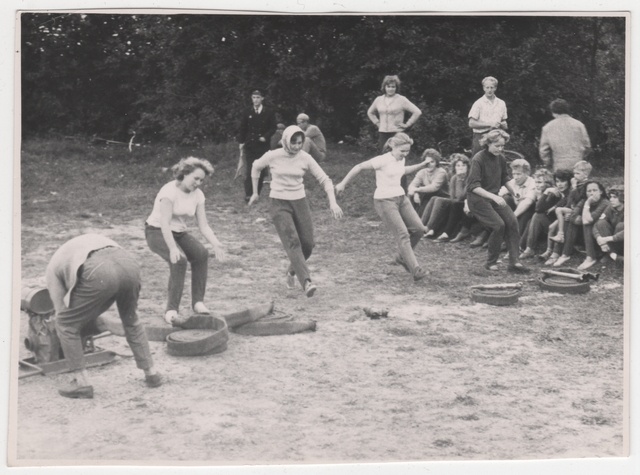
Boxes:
[238,89,277,202]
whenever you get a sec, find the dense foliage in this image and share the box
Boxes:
[21,13,625,166]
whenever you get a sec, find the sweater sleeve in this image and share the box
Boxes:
[367,97,380,124]
[407,169,426,195]
[466,157,482,192]
[402,96,421,117]
[588,199,611,222]
[419,168,448,194]
[536,193,560,214]
[251,151,271,178]
[306,155,334,195]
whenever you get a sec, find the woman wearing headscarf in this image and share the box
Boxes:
[249,126,343,297]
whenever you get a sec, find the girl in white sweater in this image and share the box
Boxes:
[249,125,343,297]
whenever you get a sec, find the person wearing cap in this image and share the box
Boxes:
[468,76,508,156]
[296,113,327,162]
[238,89,277,202]
[539,98,592,172]
[45,233,162,399]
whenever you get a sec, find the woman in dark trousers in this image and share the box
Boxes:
[249,125,343,297]
[466,129,529,273]
[145,157,226,324]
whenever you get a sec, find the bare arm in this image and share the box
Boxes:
[335,161,374,195]
[195,203,226,261]
[513,198,534,218]
[45,269,68,314]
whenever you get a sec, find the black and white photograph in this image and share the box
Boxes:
[5,0,639,474]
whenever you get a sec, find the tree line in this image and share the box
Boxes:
[21,13,626,167]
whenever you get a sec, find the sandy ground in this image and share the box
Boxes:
[13,190,624,466]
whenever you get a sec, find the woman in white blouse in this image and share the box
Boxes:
[145,157,226,324]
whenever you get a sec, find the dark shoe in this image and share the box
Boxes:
[395,255,411,273]
[304,280,317,298]
[450,230,470,243]
[59,381,94,399]
[145,373,163,388]
[507,263,530,274]
[413,266,427,281]
[500,242,507,252]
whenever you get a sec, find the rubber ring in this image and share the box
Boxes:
[470,288,522,306]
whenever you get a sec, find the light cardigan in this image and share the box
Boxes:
[251,148,334,200]
[367,94,421,133]
[46,234,121,310]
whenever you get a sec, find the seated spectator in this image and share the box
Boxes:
[553,180,610,269]
[407,148,449,218]
[593,184,624,263]
[499,158,536,242]
[421,154,473,242]
[526,168,573,260]
[270,123,286,150]
[544,160,592,265]
[519,168,562,257]
[296,113,327,161]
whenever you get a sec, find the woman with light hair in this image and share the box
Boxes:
[367,75,422,152]
[336,133,431,281]
[145,156,226,324]
[466,129,529,273]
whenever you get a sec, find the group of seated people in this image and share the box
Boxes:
[407,149,624,271]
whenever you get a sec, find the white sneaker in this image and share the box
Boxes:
[577,258,597,270]
[553,255,571,267]
[164,310,178,325]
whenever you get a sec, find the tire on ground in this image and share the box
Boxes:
[469,288,522,306]
[166,316,229,356]
[537,267,591,294]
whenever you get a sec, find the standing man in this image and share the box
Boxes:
[296,113,327,162]
[539,99,592,172]
[468,76,508,156]
[238,89,277,202]
[46,234,162,399]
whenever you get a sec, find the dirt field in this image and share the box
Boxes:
[13,141,625,465]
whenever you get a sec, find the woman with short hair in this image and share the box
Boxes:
[466,129,529,273]
[367,75,423,152]
[335,133,431,281]
[145,156,226,324]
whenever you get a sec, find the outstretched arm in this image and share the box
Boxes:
[335,161,374,195]
[195,203,226,261]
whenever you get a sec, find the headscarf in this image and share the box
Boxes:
[281,125,306,155]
